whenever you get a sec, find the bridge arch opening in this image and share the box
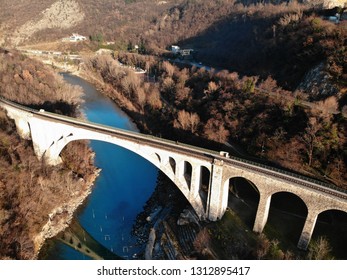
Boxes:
[265,192,308,248]
[183,161,192,189]
[311,209,347,259]
[59,140,95,177]
[227,177,260,228]
[57,139,160,257]
[169,157,176,174]
[199,166,210,211]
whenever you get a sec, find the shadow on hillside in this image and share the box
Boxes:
[174,8,321,90]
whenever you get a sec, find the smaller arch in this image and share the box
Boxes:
[155,153,161,163]
[228,177,260,199]
[227,177,260,228]
[200,166,210,189]
[199,166,210,212]
[169,157,176,174]
[183,161,192,190]
[269,191,308,216]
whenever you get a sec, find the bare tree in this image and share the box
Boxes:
[161,61,175,77]
[174,110,200,133]
[300,117,321,167]
[203,119,230,143]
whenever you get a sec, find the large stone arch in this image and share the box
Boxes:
[2,98,347,228]
[43,132,208,219]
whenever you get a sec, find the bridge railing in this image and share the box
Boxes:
[165,137,347,197]
[225,155,347,197]
[1,97,346,198]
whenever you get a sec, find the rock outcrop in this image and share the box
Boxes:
[297,62,339,101]
[10,0,85,46]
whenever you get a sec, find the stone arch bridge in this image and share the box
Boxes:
[1,97,347,250]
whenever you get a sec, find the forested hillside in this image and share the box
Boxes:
[81,51,346,189]
[0,48,97,259]
[0,49,82,113]
[0,0,185,47]
[2,1,344,91]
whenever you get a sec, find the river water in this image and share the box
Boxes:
[43,73,158,259]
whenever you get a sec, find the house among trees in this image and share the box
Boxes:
[62,33,87,42]
[171,45,195,59]
[180,48,194,56]
[171,45,180,53]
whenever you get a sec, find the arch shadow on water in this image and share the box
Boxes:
[227,177,260,229]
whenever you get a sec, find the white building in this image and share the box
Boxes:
[171,45,180,53]
[62,33,87,42]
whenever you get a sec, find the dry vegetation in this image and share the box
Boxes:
[0,48,96,259]
[0,114,96,259]
[0,0,185,48]
[81,49,346,189]
[0,48,82,115]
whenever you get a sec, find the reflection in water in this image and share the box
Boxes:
[56,220,122,260]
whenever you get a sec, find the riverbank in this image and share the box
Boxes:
[34,167,100,258]
[0,49,104,260]
[0,107,100,260]
[131,172,202,260]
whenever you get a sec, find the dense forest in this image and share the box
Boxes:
[0,48,97,259]
[0,49,82,113]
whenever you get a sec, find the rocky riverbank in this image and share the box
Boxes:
[34,167,100,259]
[131,172,209,260]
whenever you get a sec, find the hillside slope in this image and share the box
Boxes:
[0,0,185,47]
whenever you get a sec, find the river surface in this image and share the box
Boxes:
[43,73,158,259]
